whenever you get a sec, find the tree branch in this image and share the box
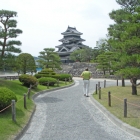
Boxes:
[130,78,140,86]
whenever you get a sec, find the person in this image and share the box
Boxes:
[80,68,92,97]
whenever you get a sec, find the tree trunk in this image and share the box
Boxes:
[122,77,125,87]
[131,77,137,95]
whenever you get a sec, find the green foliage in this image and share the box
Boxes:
[38,68,55,74]
[92,38,112,63]
[19,74,38,87]
[116,0,140,8]
[34,74,45,79]
[70,47,93,62]
[107,2,140,79]
[0,87,17,110]
[70,49,82,62]
[38,77,57,86]
[38,48,61,69]
[59,73,72,81]
[34,68,60,79]
[0,54,17,71]
[96,51,115,75]
[96,38,110,52]
[35,70,72,81]
[34,73,60,79]
[16,53,36,74]
[0,10,22,58]
[115,67,140,78]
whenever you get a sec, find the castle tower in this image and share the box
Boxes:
[55,26,88,63]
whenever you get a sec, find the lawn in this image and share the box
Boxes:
[0,79,73,140]
[93,85,140,129]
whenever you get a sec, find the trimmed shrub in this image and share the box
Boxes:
[39,69,54,74]
[59,73,72,81]
[38,77,57,86]
[34,68,59,79]
[19,74,38,87]
[34,74,45,79]
[51,74,60,79]
[34,74,60,79]
[0,87,17,110]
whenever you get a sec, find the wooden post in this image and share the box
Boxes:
[104,80,106,88]
[117,79,118,86]
[24,94,27,109]
[65,78,67,84]
[28,88,31,99]
[99,87,101,99]
[96,84,98,94]
[98,82,100,90]
[124,98,127,118]
[12,100,16,122]
[108,91,111,107]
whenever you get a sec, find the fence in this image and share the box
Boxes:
[0,85,32,122]
[0,77,72,122]
[0,76,19,80]
[94,80,140,119]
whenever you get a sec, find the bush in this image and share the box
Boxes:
[51,74,60,79]
[34,74,45,79]
[19,74,38,87]
[59,73,72,81]
[38,77,57,86]
[39,69,55,75]
[0,87,17,110]
[34,68,59,79]
[34,74,60,79]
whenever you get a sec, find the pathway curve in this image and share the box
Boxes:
[19,78,140,140]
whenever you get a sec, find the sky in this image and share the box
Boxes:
[1,0,121,57]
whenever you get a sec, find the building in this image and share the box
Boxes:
[55,26,88,63]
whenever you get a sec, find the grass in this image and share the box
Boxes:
[0,79,73,140]
[93,85,140,129]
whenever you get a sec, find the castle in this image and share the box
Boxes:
[55,26,88,63]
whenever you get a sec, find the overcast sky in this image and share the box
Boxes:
[1,0,121,57]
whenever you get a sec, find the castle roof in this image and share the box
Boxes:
[55,43,88,48]
[61,26,83,36]
[59,37,85,42]
[55,26,88,61]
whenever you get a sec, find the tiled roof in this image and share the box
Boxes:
[61,26,83,35]
[59,38,85,42]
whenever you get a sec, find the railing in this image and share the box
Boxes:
[0,85,32,122]
[94,80,140,118]
[0,75,19,80]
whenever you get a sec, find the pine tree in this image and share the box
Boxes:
[0,10,22,70]
[38,48,61,70]
[107,0,140,94]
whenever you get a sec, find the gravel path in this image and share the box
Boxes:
[19,78,140,140]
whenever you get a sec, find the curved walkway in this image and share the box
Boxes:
[18,78,140,140]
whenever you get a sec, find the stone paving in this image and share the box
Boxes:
[19,78,140,140]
